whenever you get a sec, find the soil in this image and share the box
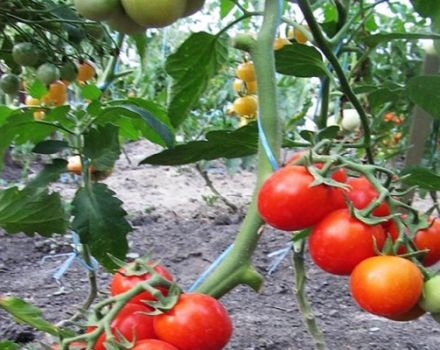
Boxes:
[1,140,440,350]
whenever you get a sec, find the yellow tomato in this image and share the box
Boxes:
[33,110,45,121]
[288,26,308,44]
[233,95,258,118]
[25,96,40,106]
[236,61,256,82]
[273,37,290,51]
[42,80,67,106]
[232,79,257,95]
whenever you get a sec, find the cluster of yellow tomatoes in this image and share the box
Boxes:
[25,61,96,121]
[230,61,258,126]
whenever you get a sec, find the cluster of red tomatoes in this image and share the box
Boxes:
[80,261,232,350]
[257,151,440,321]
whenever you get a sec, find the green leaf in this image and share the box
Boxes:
[410,0,440,18]
[220,0,235,18]
[32,140,69,154]
[0,341,18,350]
[81,84,102,101]
[401,166,440,191]
[166,32,229,127]
[0,106,13,126]
[0,187,67,236]
[101,102,175,148]
[27,159,68,189]
[26,80,48,99]
[275,43,328,77]
[132,33,148,68]
[0,296,71,337]
[72,183,131,271]
[84,124,120,171]
[317,126,340,140]
[363,32,440,48]
[407,75,440,119]
[140,123,259,166]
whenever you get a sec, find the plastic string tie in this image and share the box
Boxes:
[41,231,99,281]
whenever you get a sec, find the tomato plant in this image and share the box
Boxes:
[350,256,424,317]
[346,177,390,216]
[309,209,386,275]
[414,218,440,266]
[153,293,232,350]
[0,74,20,95]
[233,95,258,117]
[132,339,179,350]
[258,165,345,231]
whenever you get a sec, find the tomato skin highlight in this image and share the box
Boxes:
[414,218,440,267]
[110,263,173,305]
[309,209,385,275]
[132,339,179,350]
[90,303,156,350]
[346,177,390,216]
[154,293,232,350]
[258,165,344,231]
[350,256,423,317]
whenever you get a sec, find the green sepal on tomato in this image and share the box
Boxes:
[88,303,156,350]
[309,208,385,275]
[257,165,346,231]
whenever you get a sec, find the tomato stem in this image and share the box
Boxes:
[195,0,283,298]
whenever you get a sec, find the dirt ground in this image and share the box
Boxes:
[1,140,440,350]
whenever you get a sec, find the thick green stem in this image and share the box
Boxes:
[292,240,326,350]
[297,0,374,164]
[196,0,282,298]
[317,77,330,129]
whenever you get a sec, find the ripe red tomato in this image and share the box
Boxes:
[110,262,173,305]
[309,209,385,275]
[350,256,423,317]
[346,177,390,216]
[132,339,179,350]
[385,304,425,322]
[153,293,232,350]
[90,303,156,350]
[258,165,345,231]
[414,218,440,266]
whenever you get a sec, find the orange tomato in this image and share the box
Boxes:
[42,80,67,106]
[33,110,45,121]
[77,61,96,82]
[273,37,290,50]
[25,96,40,106]
[383,112,395,122]
[288,26,308,44]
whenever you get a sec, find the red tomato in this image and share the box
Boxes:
[258,165,345,231]
[154,293,232,350]
[414,218,440,266]
[385,304,425,322]
[382,219,407,254]
[350,256,423,317]
[132,339,179,350]
[286,151,347,183]
[90,303,156,350]
[309,209,385,275]
[346,177,390,216]
[110,262,173,305]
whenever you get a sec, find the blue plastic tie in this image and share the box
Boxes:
[267,242,292,275]
[41,231,99,281]
[188,243,235,291]
[257,117,280,171]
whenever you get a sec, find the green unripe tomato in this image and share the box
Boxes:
[121,0,186,28]
[60,62,78,82]
[36,63,60,85]
[419,276,440,313]
[12,42,39,67]
[106,5,146,35]
[182,0,205,17]
[0,74,20,95]
[74,0,119,21]
[65,24,86,45]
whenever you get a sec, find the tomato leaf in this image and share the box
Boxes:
[100,101,175,148]
[407,75,440,120]
[32,140,69,154]
[166,32,229,127]
[84,124,120,171]
[410,0,440,18]
[0,341,18,350]
[0,187,67,236]
[363,32,440,48]
[72,183,131,271]
[140,123,258,165]
[26,80,48,99]
[27,159,68,189]
[220,0,235,18]
[275,43,328,78]
[81,84,102,101]
[401,166,440,191]
[0,296,72,337]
